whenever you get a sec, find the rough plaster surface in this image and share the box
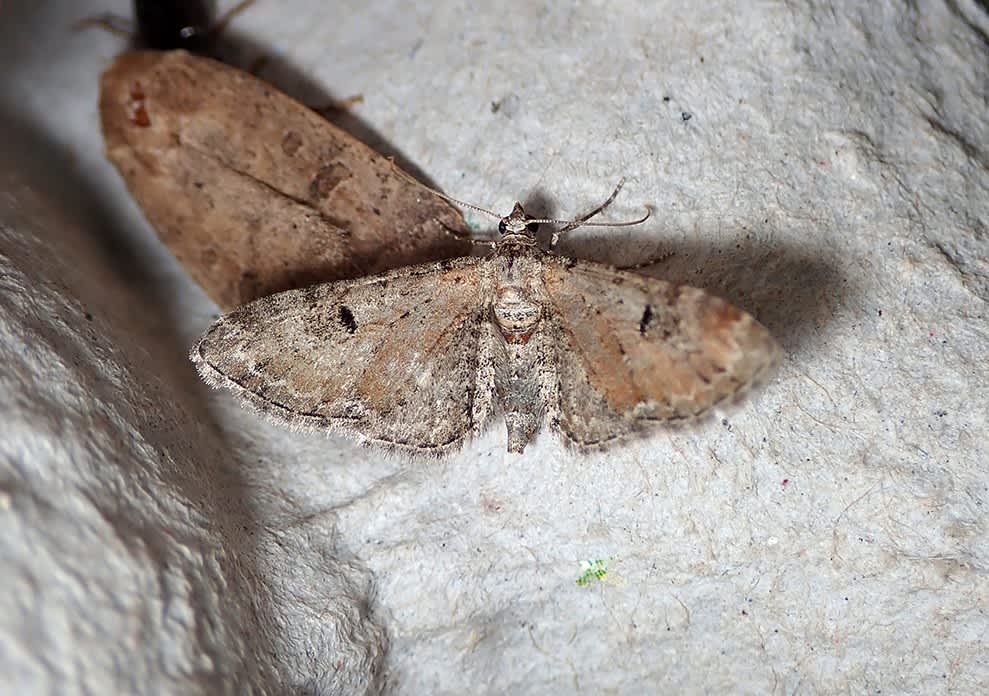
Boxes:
[1,0,987,694]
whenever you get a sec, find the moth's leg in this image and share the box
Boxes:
[437,223,497,249]
[209,0,256,38]
[542,245,674,271]
[612,249,675,271]
[74,14,133,38]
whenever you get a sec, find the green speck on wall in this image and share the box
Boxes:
[576,559,608,586]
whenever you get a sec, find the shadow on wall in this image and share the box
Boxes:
[0,92,385,695]
[0,98,279,690]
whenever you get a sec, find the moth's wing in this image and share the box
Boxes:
[100,50,472,310]
[192,258,494,451]
[542,258,779,446]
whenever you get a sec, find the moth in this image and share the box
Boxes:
[100,49,472,309]
[192,180,779,453]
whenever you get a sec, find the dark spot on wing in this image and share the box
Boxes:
[639,304,653,335]
[309,162,352,201]
[339,305,358,334]
[282,131,303,156]
[128,82,151,127]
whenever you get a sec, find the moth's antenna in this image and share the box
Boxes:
[389,159,502,220]
[535,178,652,247]
[209,0,258,37]
[389,161,651,246]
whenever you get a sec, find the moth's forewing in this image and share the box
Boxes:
[192,258,494,450]
[100,50,473,309]
[542,259,778,446]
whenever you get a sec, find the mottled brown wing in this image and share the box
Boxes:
[100,50,472,309]
[192,258,493,450]
[542,258,778,446]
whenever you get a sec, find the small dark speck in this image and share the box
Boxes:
[194,181,204,189]
[934,410,947,418]
[662,95,671,102]
[338,306,358,334]
[85,312,93,321]
[639,304,653,335]
[877,309,883,316]
[681,112,692,122]
[722,418,732,431]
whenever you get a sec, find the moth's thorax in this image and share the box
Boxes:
[496,232,539,250]
[491,253,544,344]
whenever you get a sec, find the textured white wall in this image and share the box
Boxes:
[0,0,987,694]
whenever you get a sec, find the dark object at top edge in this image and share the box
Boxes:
[134,0,214,52]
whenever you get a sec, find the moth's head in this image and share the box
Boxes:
[385,158,651,251]
[498,202,540,241]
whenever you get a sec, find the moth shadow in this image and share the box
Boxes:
[559,228,847,354]
[0,103,281,689]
